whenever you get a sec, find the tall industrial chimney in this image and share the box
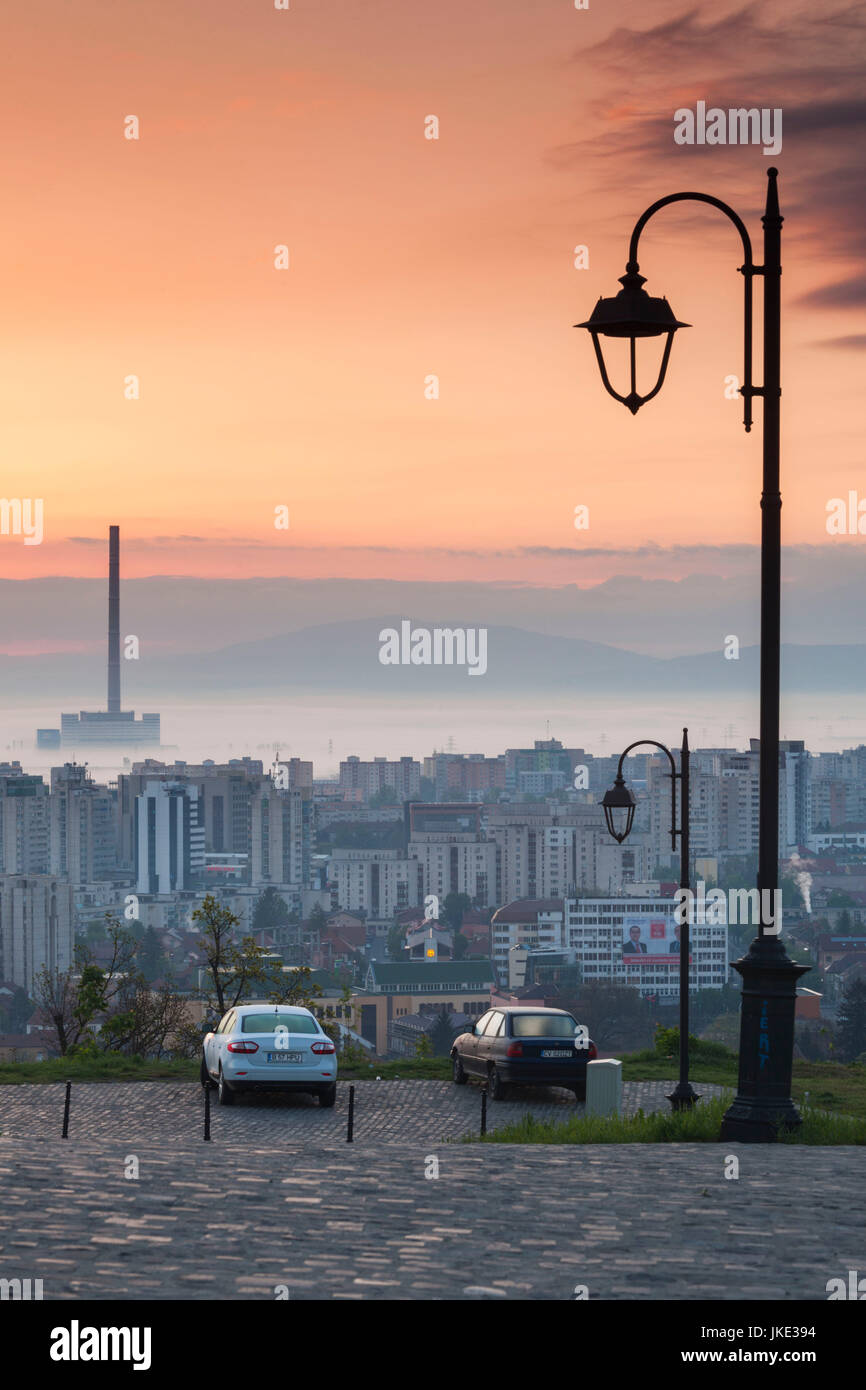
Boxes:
[108,525,121,713]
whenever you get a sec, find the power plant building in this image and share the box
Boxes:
[42,526,161,748]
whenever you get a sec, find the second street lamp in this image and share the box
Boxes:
[602,731,699,1111]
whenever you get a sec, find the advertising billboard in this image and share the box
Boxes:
[620,914,692,966]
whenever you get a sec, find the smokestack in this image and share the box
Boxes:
[108,525,120,713]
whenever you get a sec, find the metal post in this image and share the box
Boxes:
[722,169,809,1141]
[346,1084,355,1143]
[204,1084,211,1141]
[480,1085,487,1136]
[668,729,700,1110]
[61,1080,71,1139]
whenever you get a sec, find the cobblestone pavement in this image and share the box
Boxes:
[0,1078,728,1145]
[0,1134,861,1300]
[1,1081,860,1301]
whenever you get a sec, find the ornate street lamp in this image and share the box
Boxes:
[602,731,699,1111]
[601,774,637,843]
[576,270,689,415]
[580,170,808,1141]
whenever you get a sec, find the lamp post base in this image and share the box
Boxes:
[667,1082,701,1112]
[720,934,809,1144]
[719,1094,802,1143]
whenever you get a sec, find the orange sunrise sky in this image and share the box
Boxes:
[1,0,864,583]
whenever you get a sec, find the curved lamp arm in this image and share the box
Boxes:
[615,738,678,851]
[626,191,757,433]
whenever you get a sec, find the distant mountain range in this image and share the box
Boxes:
[1,617,863,703]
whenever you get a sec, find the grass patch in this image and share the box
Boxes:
[624,1051,866,1120]
[0,1055,199,1085]
[465,1094,866,1145]
[0,1052,453,1085]
[337,1056,452,1081]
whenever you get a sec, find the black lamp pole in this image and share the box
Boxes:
[580,169,808,1140]
[603,731,699,1111]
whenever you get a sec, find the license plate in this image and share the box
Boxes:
[541,1049,572,1058]
[266,1052,303,1063]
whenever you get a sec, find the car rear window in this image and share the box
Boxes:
[511,1014,579,1038]
[241,1013,319,1034]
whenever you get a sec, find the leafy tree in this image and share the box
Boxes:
[1,986,33,1034]
[441,892,471,932]
[413,1031,433,1059]
[251,887,291,936]
[571,983,653,1051]
[137,926,167,984]
[192,893,322,1027]
[125,917,146,943]
[835,977,866,1063]
[452,931,468,960]
[34,918,138,1055]
[33,916,189,1058]
[828,890,856,908]
[386,922,406,961]
[430,1009,459,1056]
[307,903,328,937]
[369,787,399,807]
[779,874,804,911]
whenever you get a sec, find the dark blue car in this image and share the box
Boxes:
[452,1006,597,1102]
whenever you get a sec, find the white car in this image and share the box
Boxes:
[201,1004,338,1107]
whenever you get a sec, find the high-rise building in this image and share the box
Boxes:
[0,875,74,994]
[339,756,421,803]
[49,763,117,884]
[118,758,265,869]
[134,781,205,894]
[504,739,587,796]
[0,764,50,874]
[250,784,313,888]
[330,848,423,918]
[423,752,506,801]
[407,803,498,906]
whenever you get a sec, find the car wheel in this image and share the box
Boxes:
[318,1083,337,1108]
[452,1052,468,1085]
[200,1055,214,1089]
[573,1087,586,1104]
[218,1068,234,1106]
[488,1065,507,1101]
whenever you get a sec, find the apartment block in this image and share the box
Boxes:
[0,875,75,994]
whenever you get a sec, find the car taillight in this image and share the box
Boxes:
[506,1042,523,1058]
[587,1042,597,1061]
[227,1040,259,1053]
[311,1040,336,1054]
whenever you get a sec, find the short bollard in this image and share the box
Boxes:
[61,1080,71,1139]
[204,1084,211,1141]
[346,1084,355,1143]
[585,1059,623,1118]
[480,1085,487,1137]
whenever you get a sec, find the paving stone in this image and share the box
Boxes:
[0,1080,862,1299]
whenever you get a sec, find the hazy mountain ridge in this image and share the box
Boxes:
[0,616,863,703]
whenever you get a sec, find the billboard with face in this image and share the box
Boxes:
[620,914,692,965]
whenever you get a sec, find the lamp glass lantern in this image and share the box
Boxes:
[601,776,637,844]
[576,270,690,415]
